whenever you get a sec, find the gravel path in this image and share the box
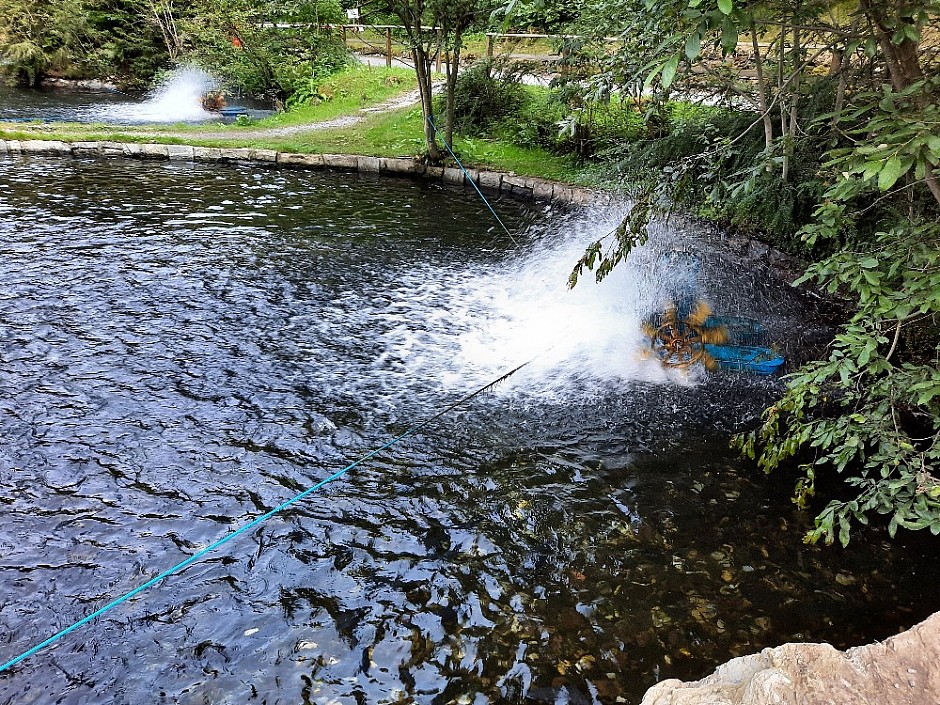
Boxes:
[129,87,428,140]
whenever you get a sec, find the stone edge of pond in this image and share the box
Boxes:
[0,138,600,206]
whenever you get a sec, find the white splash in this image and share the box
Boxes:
[96,66,219,124]
[396,204,700,401]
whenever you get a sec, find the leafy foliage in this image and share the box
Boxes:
[183,0,348,104]
[0,0,91,84]
[737,221,940,546]
[554,0,940,543]
[738,73,940,546]
[0,0,349,94]
[446,59,527,135]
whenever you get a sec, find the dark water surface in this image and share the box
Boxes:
[0,156,937,705]
[0,82,132,122]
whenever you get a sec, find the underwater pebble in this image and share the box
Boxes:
[835,572,856,586]
[651,606,672,628]
[577,655,596,671]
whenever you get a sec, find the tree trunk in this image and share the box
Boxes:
[443,36,463,150]
[786,21,802,179]
[412,46,441,162]
[860,0,924,91]
[750,22,774,154]
[859,0,939,207]
[778,18,789,182]
[150,0,181,61]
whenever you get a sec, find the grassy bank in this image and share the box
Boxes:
[0,61,819,249]
[0,63,585,186]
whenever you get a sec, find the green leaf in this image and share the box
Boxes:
[717,0,732,14]
[859,257,878,269]
[661,54,680,88]
[878,156,903,191]
[685,32,701,60]
[721,19,738,53]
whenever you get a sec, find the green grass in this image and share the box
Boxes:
[257,64,417,127]
[0,63,586,184]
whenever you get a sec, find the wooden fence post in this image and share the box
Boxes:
[386,28,392,67]
[486,34,494,58]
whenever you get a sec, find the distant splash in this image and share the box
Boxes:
[95,66,220,124]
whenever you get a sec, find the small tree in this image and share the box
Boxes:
[0,0,88,85]
[375,0,493,161]
[184,0,347,104]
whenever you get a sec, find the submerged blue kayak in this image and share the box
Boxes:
[704,344,785,374]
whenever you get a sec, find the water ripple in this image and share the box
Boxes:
[0,156,937,705]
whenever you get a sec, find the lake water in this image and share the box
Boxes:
[0,154,937,705]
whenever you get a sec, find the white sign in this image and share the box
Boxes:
[346,8,359,20]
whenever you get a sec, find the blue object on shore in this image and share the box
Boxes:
[218,106,247,118]
[704,344,785,375]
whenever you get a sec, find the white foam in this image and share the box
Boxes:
[95,66,218,124]
[385,204,700,402]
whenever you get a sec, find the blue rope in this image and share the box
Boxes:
[425,115,518,245]
[0,359,531,674]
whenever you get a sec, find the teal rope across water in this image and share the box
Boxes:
[426,116,518,246]
[0,359,532,675]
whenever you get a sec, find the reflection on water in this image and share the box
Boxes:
[0,155,937,705]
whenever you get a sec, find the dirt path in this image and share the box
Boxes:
[128,87,428,141]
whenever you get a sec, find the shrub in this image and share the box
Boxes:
[448,59,527,135]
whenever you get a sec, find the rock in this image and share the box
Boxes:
[193,146,223,163]
[478,170,503,192]
[219,147,253,162]
[71,141,101,155]
[640,611,940,705]
[20,139,71,155]
[167,144,195,160]
[322,153,359,170]
[139,143,169,159]
[41,77,118,91]
[276,152,324,168]
[442,166,465,186]
[100,141,140,157]
[532,179,556,201]
[358,155,381,173]
[248,148,278,163]
[379,157,422,175]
